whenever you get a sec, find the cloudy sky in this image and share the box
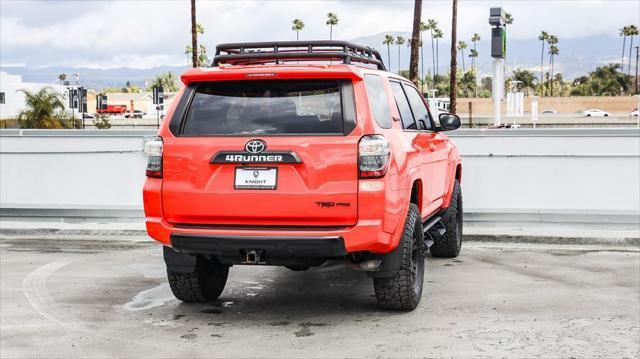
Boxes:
[1,0,638,69]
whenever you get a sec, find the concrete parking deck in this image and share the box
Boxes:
[1,238,638,358]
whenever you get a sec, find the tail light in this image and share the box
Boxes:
[144,136,163,178]
[359,135,389,179]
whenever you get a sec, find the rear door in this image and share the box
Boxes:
[401,83,444,211]
[161,79,359,227]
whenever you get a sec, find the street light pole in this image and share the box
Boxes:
[489,8,507,127]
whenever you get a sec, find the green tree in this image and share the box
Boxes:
[292,19,305,41]
[383,34,395,70]
[538,31,549,95]
[470,33,480,73]
[511,68,537,95]
[433,28,443,81]
[93,113,112,129]
[619,26,629,69]
[547,35,559,95]
[326,12,338,40]
[457,41,467,72]
[57,73,67,85]
[570,64,630,96]
[626,25,638,74]
[149,72,179,92]
[17,88,74,129]
[185,45,193,66]
[504,12,513,27]
[185,23,208,67]
[419,21,428,87]
[425,19,438,82]
[458,70,476,97]
[395,36,405,73]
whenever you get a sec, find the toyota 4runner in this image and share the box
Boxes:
[143,41,463,311]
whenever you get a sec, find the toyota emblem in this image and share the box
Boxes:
[245,139,266,154]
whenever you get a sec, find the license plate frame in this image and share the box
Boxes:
[234,167,278,190]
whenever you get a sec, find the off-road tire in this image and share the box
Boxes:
[430,179,463,258]
[167,256,229,303]
[373,204,424,311]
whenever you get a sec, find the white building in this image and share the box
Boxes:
[0,71,71,119]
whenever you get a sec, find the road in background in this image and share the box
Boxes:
[1,239,638,358]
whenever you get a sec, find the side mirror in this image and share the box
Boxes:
[438,113,461,131]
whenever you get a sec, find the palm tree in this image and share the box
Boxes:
[469,48,479,97]
[190,0,197,68]
[17,88,72,129]
[538,31,549,95]
[627,25,639,75]
[395,36,406,73]
[449,0,458,114]
[150,72,179,92]
[185,46,193,66]
[383,34,395,70]
[57,73,67,85]
[504,13,513,28]
[409,0,422,87]
[620,26,629,70]
[419,22,428,88]
[292,19,305,41]
[427,19,438,82]
[326,12,339,40]
[548,40,559,96]
[433,28,443,81]
[457,41,468,72]
[471,33,480,73]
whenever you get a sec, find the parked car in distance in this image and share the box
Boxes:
[125,110,146,119]
[542,109,557,114]
[630,108,638,117]
[143,40,464,311]
[582,109,610,117]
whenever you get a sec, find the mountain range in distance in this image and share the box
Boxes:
[0,33,629,90]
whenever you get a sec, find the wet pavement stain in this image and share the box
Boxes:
[180,333,197,340]
[268,321,291,326]
[207,322,227,326]
[200,309,222,314]
[294,322,328,337]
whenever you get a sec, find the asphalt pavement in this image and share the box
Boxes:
[1,238,638,358]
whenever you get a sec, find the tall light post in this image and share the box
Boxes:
[489,8,506,127]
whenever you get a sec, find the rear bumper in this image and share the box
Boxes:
[171,233,347,257]
[146,217,396,254]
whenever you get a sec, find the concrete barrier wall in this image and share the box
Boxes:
[456,96,639,115]
[1,128,639,229]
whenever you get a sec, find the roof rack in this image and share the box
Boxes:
[213,40,386,71]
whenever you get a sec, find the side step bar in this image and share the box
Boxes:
[423,216,446,249]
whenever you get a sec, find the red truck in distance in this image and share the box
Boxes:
[97,104,127,114]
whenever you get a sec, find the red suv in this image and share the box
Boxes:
[143,41,463,310]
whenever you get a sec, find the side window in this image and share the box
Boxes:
[364,75,392,129]
[403,84,432,130]
[389,81,417,130]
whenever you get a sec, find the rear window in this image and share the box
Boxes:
[182,80,346,135]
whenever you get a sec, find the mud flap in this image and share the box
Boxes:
[163,246,197,273]
[365,242,403,278]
